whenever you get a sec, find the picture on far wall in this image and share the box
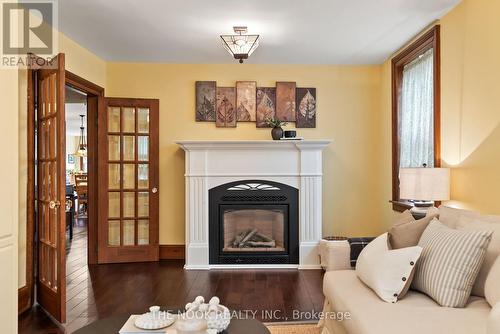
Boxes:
[276,82,296,122]
[256,87,276,128]
[216,87,237,128]
[296,88,316,128]
[236,81,257,122]
[195,81,216,121]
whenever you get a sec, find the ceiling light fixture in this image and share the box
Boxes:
[220,26,260,64]
[74,114,87,157]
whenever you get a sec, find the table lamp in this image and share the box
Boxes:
[399,167,450,215]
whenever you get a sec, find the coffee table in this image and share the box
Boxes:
[73,315,270,334]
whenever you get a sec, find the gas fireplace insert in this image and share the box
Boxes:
[209,180,299,265]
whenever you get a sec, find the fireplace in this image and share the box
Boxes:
[177,139,330,269]
[209,180,299,265]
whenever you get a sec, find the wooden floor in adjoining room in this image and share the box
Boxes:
[19,223,325,333]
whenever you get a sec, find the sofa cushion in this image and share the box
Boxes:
[323,270,491,334]
[389,214,435,249]
[356,233,422,302]
[438,205,480,228]
[412,220,492,307]
[457,216,500,297]
[485,256,500,307]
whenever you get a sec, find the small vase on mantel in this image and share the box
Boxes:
[265,118,288,141]
[271,126,283,140]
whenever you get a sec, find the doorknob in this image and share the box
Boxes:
[49,200,61,209]
[152,187,158,194]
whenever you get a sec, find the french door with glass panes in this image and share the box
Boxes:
[97,98,159,263]
[35,54,67,322]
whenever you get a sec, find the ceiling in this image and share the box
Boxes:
[57,0,459,64]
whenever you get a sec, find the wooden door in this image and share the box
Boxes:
[36,54,66,322]
[98,98,159,263]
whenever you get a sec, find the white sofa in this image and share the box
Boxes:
[320,207,500,334]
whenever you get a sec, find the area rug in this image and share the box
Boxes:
[266,323,321,334]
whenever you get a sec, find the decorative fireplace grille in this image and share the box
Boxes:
[209,181,299,265]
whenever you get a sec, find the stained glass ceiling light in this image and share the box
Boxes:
[220,26,260,64]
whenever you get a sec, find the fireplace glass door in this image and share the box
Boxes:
[221,206,287,253]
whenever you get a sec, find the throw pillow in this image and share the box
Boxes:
[393,210,415,226]
[485,256,500,307]
[389,214,436,249]
[457,216,500,297]
[438,205,479,228]
[356,233,422,303]
[412,219,493,307]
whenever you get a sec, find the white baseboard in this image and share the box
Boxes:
[184,264,301,270]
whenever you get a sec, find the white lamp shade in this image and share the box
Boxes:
[399,167,450,201]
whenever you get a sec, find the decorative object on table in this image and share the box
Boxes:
[296,88,316,128]
[319,237,351,271]
[276,82,296,122]
[256,87,276,128]
[120,315,168,334]
[196,81,216,121]
[176,296,231,333]
[284,130,296,138]
[236,81,257,122]
[399,165,450,216]
[265,118,287,140]
[133,306,175,330]
[220,26,260,64]
[216,87,237,128]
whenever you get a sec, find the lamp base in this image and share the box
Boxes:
[409,204,439,219]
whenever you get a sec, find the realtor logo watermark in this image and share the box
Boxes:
[1,0,58,68]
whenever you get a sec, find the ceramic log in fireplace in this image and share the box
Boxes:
[209,180,299,265]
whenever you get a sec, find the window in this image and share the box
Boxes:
[391,26,441,211]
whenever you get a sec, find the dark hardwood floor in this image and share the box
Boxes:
[19,222,325,333]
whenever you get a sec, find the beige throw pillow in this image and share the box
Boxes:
[412,220,493,307]
[389,214,436,249]
[356,233,422,303]
[457,216,500,297]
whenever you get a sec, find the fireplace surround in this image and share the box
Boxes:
[209,180,299,264]
[176,139,331,269]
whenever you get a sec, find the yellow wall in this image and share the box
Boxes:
[106,63,386,244]
[59,32,107,88]
[440,0,500,213]
[380,0,500,221]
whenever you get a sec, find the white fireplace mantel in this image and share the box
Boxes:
[176,139,332,269]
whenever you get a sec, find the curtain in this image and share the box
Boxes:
[399,48,434,168]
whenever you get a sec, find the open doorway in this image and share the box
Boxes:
[64,85,89,295]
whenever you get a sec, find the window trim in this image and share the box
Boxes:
[391,26,441,212]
